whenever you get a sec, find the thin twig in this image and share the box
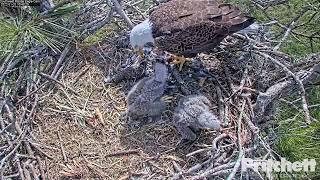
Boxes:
[273,21,295,51]
[36,155,46,180]
[50,44,71,78]
[105,149,140,158]
[194,162,236,179]
[39,73,79,95]
[57,130,68,162]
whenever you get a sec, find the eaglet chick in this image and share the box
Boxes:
[126,63,168,125]
[173,95,221,141]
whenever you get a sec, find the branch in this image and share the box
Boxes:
[52,45,71,77]
[110,0,134,28]
[254,53,320,123]
[273,21,295,51]
[254,51,312,124]
[226,150,244,180]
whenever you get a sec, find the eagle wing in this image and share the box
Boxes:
[149,0,254,57]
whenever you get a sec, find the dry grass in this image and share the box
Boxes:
[32,41,222,179]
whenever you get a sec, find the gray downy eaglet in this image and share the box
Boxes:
[126,63,168,126]
[173,95,221,141]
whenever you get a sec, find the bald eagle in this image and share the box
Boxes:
[130,0,254,69]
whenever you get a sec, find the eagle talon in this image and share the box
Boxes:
[171,55,192,71]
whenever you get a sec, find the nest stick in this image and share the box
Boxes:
[57,130,68,162]
[105,149,140,158]
[111,0,134,28]
[255,51,311,124]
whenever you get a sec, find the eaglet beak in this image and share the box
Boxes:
[133,47,145,58]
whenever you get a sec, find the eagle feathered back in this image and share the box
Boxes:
[149,0,254,57]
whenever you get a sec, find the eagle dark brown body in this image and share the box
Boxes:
[149,0,254,57]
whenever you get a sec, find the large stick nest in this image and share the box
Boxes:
[0,0,319,179]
